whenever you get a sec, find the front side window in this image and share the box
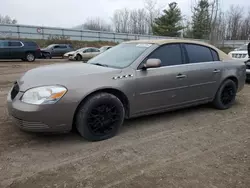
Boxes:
[147,44,183,67]
[88,43,152,68]
[185,44,213,63]
[9,41,22,47]
[91,48,100,52]
[85,48,92,53]
[59,45,67,49]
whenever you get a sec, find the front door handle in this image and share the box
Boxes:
[213,69,221,73]
[176,74,187,79]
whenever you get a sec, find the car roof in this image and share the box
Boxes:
[124,39,231,61]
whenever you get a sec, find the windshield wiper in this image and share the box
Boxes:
[92,63,109,67]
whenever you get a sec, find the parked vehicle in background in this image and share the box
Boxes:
[69,47,100,61]
[41,44,74,58]
[99,45,113,53]
[63,47,88,59]
[0,40,41,62]
[228,44,249,61]
[7,39,246,142]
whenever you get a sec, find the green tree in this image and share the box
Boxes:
[152,2,184,37]
[191,0,210,39]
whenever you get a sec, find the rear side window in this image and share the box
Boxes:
[211,49,219,61]
[147,44,183,67]
[25,41,38,47]
[9,41,22,47]
[185,44,213,63]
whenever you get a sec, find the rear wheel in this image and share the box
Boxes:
[213,79,237,110]
[25,52,35,62]
[76,93,125,141]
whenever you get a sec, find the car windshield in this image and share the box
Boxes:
[46,44,55,49]
[76,47,87,52]
[88,43,152,68]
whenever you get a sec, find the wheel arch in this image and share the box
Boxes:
[222,76,238,90]
[72,88,130,130]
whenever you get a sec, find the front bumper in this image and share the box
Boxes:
[69,55,76,60]
[7,88,73,133]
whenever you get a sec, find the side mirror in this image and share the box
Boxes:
[142,58,161,70]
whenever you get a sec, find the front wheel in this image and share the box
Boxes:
[76,54,82,61]
[213,79,237,110]
[76,93,125,141]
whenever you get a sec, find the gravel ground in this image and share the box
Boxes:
[0,59,250,188]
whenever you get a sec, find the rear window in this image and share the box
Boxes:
[185,44,213,63]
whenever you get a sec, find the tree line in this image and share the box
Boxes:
[81,0,250,44]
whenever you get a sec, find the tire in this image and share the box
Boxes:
[76,93,125,141]
[25,52,35,62]
[212,79,237,110]
[76,54,82,61]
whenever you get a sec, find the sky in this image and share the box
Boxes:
[0,0,249,28]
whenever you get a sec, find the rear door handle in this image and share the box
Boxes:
[176,74,187,79]
[213,69,221,73]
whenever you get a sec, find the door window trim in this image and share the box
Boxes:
[8,41,24,48]
[136,43,185,70]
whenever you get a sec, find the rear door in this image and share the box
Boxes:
[55,45,68,56]
[0,40,10,59]
[90,48,100,58]
[181,43,223,102]
[9,41,24,59]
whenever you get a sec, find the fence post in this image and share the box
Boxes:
[17,25,20,39]
[113,33,116,43]
[80,30,83,41]
[98,32,101,41]
[62,29,64,37]
[42,27,44,39]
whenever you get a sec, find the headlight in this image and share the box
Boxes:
[21,86,67,105]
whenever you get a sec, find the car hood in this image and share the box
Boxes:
[229,50,248,54]
[17,62,121,91]
[65,51,75,55]
[41,48,51,52]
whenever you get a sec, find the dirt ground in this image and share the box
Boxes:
[0,59,250,188]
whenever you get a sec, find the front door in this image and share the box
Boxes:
[134,43,189,114]
[0,41,10,59]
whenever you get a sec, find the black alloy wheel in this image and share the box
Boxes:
[87,104,121,136]
[213,79,237,110]
[76,93,125,141]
